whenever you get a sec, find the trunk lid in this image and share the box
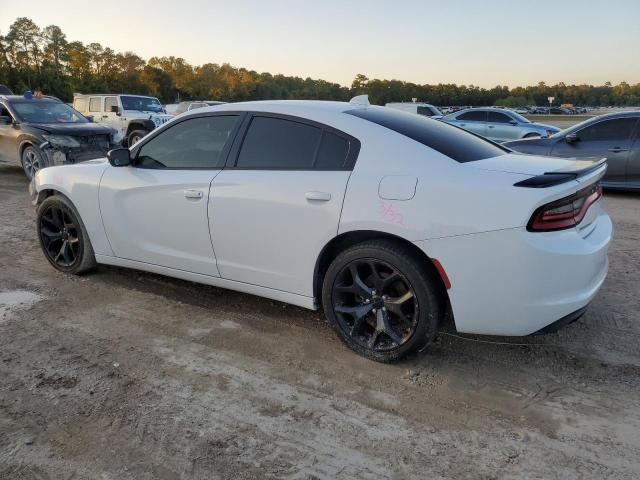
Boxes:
[467,153,604,176]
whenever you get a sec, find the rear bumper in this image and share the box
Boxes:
[535,305,588,334]
[414,207,612,336]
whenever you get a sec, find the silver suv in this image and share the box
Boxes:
[73,94,173,146]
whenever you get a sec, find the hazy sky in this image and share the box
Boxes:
[2,0,639,87]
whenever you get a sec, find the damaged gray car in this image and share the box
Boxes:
[0,94,116,179]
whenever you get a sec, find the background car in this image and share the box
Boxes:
[31,98,610,362]
[505,111,640,190]
[73,93,173,146]
[172,100,226,116]
[385,102,443,119]
[0,94,116,179]
[441,107,560,142]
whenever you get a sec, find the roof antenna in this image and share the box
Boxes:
[349,95,370,106]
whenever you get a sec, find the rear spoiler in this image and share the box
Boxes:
[514,158,607,188]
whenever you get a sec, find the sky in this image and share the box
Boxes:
[2,0,639,88]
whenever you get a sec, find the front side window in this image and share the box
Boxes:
[487,111,513,124]
[577,117,638,142]
[10,101,88,124]
[457,111,487,122]
[89,97,102,112]
[237,117,322,169]
[104,97,118,113]
[120,95,163,113]
[136,115,239,169]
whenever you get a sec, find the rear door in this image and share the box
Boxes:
[209,113,359,296]
[551,116,638,183]
[100,96,123,137]
[451,111,487,137]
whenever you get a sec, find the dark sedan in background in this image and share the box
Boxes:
[505,112,640,190]
[0,94,116,179]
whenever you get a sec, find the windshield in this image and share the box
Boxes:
[120,95,163,113]
[508,111,531,123]
[10,101,88,124]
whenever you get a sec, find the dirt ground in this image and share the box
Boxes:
[0,164,639,480]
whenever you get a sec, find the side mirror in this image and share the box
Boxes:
[0,115,11,125]
[86,115,94,122]
[565,133,579,144]
[107,148,131,167]
[110,105,120,114]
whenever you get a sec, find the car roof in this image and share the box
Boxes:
[195,100,359,115]
[1,95,61,103]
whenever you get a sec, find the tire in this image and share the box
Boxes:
[523,132,540,138]
[322,240,443,362]
[36,195,97,275]
[127,129,148,147]
[21,145,48,180]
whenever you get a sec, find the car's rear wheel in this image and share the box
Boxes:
[37,195,97,275]
[127,129,148,147]
[322,240,442,362]
[21,145,47,180]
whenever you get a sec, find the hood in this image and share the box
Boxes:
[504,136,550,148]
[467,153,604,176]
[531,122,560,132]
[32,122,115,136]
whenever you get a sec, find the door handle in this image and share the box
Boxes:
[488,125,495,128]
[101,115,108,119]
[459,123,466,127]
[184,189,204,199]
[305,191,331,202]
[608,147,629,153]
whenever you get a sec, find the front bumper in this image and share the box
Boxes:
[414,207,612,336]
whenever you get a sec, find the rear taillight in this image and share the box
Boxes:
[527,181,602,232]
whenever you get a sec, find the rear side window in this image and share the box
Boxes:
[89,97,102,112]
[347,106,507,163]
[104,97,117,113]
[74,97,88,113]
[237,117,322,169]
[457,111,487,122]
[315,131,350,169]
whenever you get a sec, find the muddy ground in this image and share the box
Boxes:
[0,164,639,479]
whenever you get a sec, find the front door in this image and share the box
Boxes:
[551,116,638,183]
[101,96,126,141]
[99,114,241,276]
[486,111,519,142]
[210,114,358,296]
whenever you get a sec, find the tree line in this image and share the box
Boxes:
[2,17,639,107]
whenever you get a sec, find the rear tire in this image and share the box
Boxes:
[322,240,443,362]
[37,195,97,275]
[21,145,48,180]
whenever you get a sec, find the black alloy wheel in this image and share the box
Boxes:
[39,203,81,268]
[332,258,419,352]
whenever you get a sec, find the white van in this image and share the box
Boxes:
[385,102,443,119]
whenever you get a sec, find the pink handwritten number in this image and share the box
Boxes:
[378,201,404,226]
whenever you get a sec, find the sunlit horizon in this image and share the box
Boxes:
[2,0,639,89]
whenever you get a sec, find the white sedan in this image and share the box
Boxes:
[30,96,612,362]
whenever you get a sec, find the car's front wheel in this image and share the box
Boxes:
[322,240,443,362]
[21,145,47,180]
[37,195,97,275]
[523,132,541,138]
[127,129,148,147]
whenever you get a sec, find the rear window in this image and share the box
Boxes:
[347,107,507,163]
